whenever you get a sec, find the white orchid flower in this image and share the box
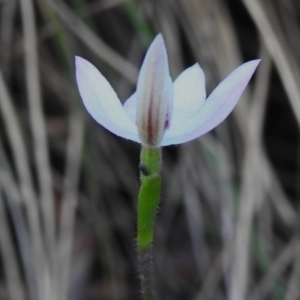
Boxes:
[75,34,260,147]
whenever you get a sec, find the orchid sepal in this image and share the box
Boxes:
[135,34,173,147]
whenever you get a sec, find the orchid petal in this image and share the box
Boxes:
[161,59,261,145]
[123,92,137,124]
[171,63,206,129]
[136,34,172,146]
[75,56,140,143]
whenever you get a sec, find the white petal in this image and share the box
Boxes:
[136,34,172,146]
[161,60,261,146]
[75,56,140,143]
[123,92,137,124]
[170,63,206,129]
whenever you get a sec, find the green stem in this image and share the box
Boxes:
[137,147,162,300]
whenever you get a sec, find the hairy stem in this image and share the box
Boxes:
[138,246,156,300]
[137,147,161,300]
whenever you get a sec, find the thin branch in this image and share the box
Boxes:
[0,140,37,300]
[0,148,25,300]
[0,68,45,300]
[48,0,138,83]
[57,112,84,300]
[19,0,56,286]
[0,0,16,76]
[285,238,300,300]
[249,237,298,300]
[230,44,271,300]
[242,0,300,129]
[77,0,127,18]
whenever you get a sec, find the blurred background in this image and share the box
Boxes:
[0,0,299,299]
